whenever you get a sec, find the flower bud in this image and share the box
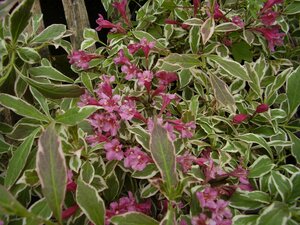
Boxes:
[232,114,248,124]
[255,104,269,113]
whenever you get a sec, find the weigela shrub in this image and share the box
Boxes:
[1,0,300,225]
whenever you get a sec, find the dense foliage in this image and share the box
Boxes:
[1,0,300,224]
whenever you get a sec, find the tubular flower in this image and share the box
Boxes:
[68,50,97,70]
[104,138,124,161]
[232,114,248,124]
[255,103,269,113]
[261,0,284,13]
[128,38,155,58]
[112,0,131,25]
[232,16,244,28]
[124,147,152,171]
[118,99,137,121]
[96,14,126,33]
[255,26,285,51]
[260,10,278,26]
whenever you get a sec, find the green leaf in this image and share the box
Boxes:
[189,26,201,54]
[210,73,236,113]
[289,172,300,202]
[0,93,50,122]
[256,202,290,225]
[103,171,119,201]
[36,125,67,223]
[76,178,105,225]
[248,155,275,178]
[215,22,241,32]
[179,69,193,88]
[207,55,249,81]
[231,41,253,63]
[160,206,176,225]
[230,190,270,210]
[270,171,292,202]
[128,126,150,151]
[150,121,178,198]
[0,138,10,153]
[132,163,159,179]
[232,215,259,225]
[31,24,66,43]
[201,17,215,44]
[16,47,41,64]
[160,53,201,69]
[5,129,40,188]
[287,66,300,118]
[111,212,159,225]
[238,133,273,158]
[9,0,34,42]
[55,106,99,126]
[29,87,50,116]
[284,2,300,15]
[286,130,300,164]
[29,66,74,83]
[19,72,84,99]
[25,198,52,224]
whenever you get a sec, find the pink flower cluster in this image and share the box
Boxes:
[105,192,151,224]
[255,0,285,51]
[68,50,98,70]
[193,187,232,225]
[96,14,126,33]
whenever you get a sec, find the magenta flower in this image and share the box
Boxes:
[155,71,178,86]
[232,114,248,124]
[261,0,284,13]
[196,187,218,209]
[96,14,126,33]
[118,99,137,120]
[112,0,130,25]
[212,199,232,221]
[193,0,200,16]
[229,165,252,191]
[106,192,151,224]
[114,49,130,65]
[260,10,278,26]
[62,205,78,220]
[86,131,109,145]
[255,103,269,113]
[255,26,285,51]
[68,50,96,70]
[89,112,120,136]
[128,38,155,58]
[232,16,244,28]
[137,70,153,91]
[66,170,77,192]
[191,213,212,225]
[124,147,152,171]
[121,63,140,80]
[168,119,196,138]
[78,91,99,107]
[96,75,115,98]
[99,94,121,113]
[159,93,179,115]
[177,152,197,173]
[104,138,124,161]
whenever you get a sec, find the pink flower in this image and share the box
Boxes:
[86,131,109,145]
[128,38,155,58]
[232,114,248,124]
[78,91,99,106]
[112,0,130,25]
[96,14,126,33]
[119,99,137,120]
[104,139,124,161]
[261,0,284,13]
[165,19,190,30]
[99,94,121,113]
[159,93,179,115]
[121,63,139,80]
[66,170,77,192]
[229,165,252,191]
[0,221,3,225]
[177,152,197,173]
[62,205,78,220]
[68,50,96,70]
[155,71,178,86]
[89,112,120,136]
[212,200,232,221]
[124,147,152,171]
[168,119,196,138]
[196,187,218,209]
[114,49,130,65]
[96,75,115,98]
[106,192,151,224]
[255,26,285,51]
[260,10,278,26]
[255,103,269,113]
[232,16,244,28]
[137,70,153,91]
[191,213,212,225]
